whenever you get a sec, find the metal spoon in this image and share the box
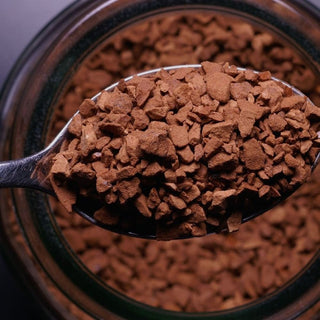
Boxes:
[0,64,318,239]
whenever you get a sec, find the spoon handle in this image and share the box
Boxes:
[0,152,49,192]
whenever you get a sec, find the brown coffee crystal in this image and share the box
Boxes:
[49,62,320,240]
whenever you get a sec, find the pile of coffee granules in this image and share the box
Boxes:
[49,62,320,240]
[45,13,319,315]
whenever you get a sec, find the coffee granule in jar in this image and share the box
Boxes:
[49,62,320,240]
[47,13,320,314]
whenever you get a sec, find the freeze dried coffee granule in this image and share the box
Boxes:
[49,62,320,239]
[45,13,320,316]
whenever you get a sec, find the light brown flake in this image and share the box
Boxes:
[70,163,96,182]
[208,153,238,172]
[80,123,97,157]
[180,185,201,203]
[155,202,171,220]
[169,125,189,148]
[51,154,70,179]
[147,188,161,209]
[203,136,223,158]
[280,95,306,112]
[211,189,236,209]
[268,114,287,132]
[135,194,152,217]
[238,110,255,138]
[230,81,253,99]
[284,154,300,168]
[139,128,176,160]
[68,114,82,137]
[194,144,204,161]
[143,162,164,177]
[50,177,76,213]
[202,121,234,142]
[79,99,97,118]
[205,72,233,103]
[131,108,150,130]
[144,95,169,120]
[227,212,242,232]
[116,177,141,204]
[188,122,201,146]
[97,89,133,114]
[177,146,194,163]
[241,139,266,170]
[127,76,155,107]
[168,194,187,210]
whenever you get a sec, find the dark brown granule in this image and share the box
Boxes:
[49,61,320,240]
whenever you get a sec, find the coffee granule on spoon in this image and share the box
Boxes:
[48,61,320,240]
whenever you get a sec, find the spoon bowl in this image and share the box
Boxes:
[0,64,318,240]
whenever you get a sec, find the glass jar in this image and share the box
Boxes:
[0,0,319,319]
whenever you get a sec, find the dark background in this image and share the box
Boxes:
[0,0,319,319]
